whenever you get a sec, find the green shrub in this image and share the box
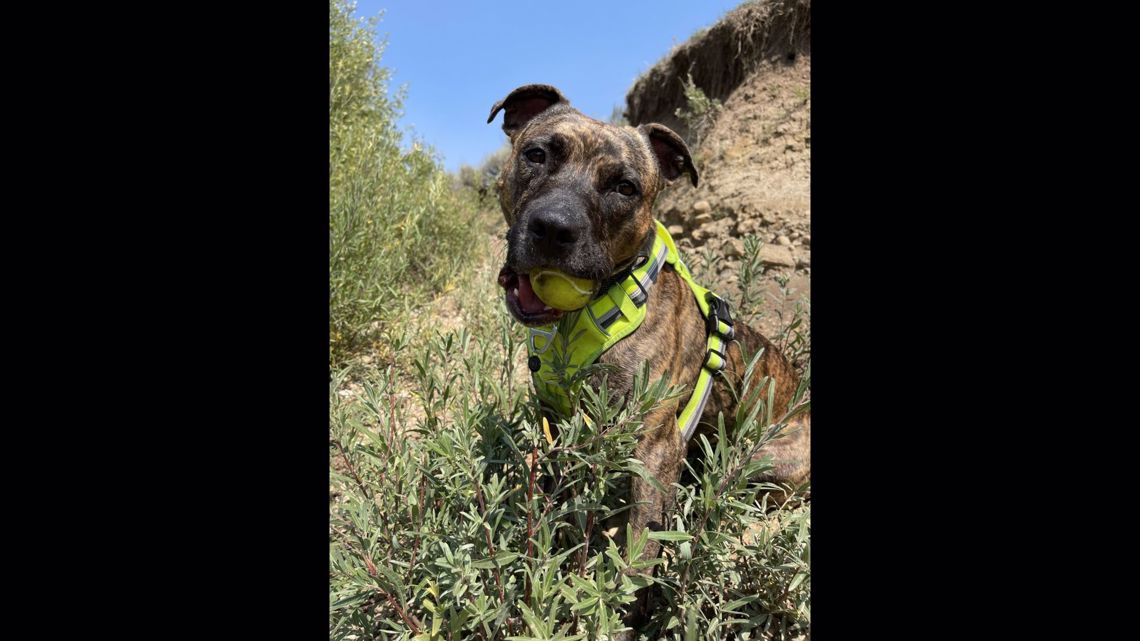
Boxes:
[330,324,811,640]
[329,0,477,364]
[456,144,512,209]
[674,73,723,148]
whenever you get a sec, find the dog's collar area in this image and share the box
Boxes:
[593,230,657,301]
[527,221,735,441]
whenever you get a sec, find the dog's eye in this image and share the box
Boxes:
[525,148,546,164]
[616,181,637,197]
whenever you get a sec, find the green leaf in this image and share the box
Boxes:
[472,550,518,569]
[621,573,653,591]
[572,596,599,612]
[330,590,371,610]
[624,458,666,493]
[722,595,758,612]
[647,531,693,542]
[789,571,807,591]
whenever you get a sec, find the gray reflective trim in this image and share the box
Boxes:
[597,306,621,329]
[646,242,668,283]
[680,374,713,442]
[586,305,612,337]
[721,323,735,340]
[646,257,663,283]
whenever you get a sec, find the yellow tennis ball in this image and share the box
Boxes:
[529,269,596,311]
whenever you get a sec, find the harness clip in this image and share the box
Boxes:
[705,293,735,339]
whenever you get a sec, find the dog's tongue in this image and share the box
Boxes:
[516,274,548,315]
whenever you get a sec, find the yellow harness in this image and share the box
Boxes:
[526,221,735,441]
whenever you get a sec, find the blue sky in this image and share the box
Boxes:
[351,0,744,172]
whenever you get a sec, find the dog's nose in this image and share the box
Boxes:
[528,210,584,254]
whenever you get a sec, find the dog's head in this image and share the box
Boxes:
[488,84,698,326]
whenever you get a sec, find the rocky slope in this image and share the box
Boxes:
[625,0,810,344]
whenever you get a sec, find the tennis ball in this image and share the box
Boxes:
[529,269,596,311]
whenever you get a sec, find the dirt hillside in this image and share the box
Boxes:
[625,0,810,343]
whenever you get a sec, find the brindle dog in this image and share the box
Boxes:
[489,84,809,634]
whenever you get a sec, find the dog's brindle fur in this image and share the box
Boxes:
[490,84,809,633]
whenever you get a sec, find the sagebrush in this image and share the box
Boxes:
[330,324,810,640]
[329,0,478,364]
[673,73,723,149]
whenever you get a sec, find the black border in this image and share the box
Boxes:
[126,3,332,635]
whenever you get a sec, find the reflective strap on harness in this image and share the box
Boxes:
[678,292,734,442]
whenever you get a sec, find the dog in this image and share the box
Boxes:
[489,83,809,633]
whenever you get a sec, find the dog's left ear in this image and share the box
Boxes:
[638,123,699,188]
[487,84,568,139]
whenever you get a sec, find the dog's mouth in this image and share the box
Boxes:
[498,266,565,326]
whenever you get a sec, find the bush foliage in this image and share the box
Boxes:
[329,0,477,364]
[330,323,811,640]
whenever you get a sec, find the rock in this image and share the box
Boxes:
[721,238,744,258]
[777,235,792,246]
[693,200,711,213]
[759,245,796,268]
[708,218,734,237]
[802,235,811,247]
[736,218,762,236]
[661,207,684,226]
[667,224,685,237]
[694,212,714,226]
[796,250,811,268]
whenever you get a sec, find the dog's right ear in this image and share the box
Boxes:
[487,84,568,139]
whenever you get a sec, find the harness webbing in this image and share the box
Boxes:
[527,221,734,442]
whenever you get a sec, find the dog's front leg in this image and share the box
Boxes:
[615,404,685,636]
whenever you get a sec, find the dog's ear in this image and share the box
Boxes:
[638,123,699,188]
[487,84,568,138]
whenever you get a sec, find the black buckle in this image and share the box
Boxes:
[705,292,733,335]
